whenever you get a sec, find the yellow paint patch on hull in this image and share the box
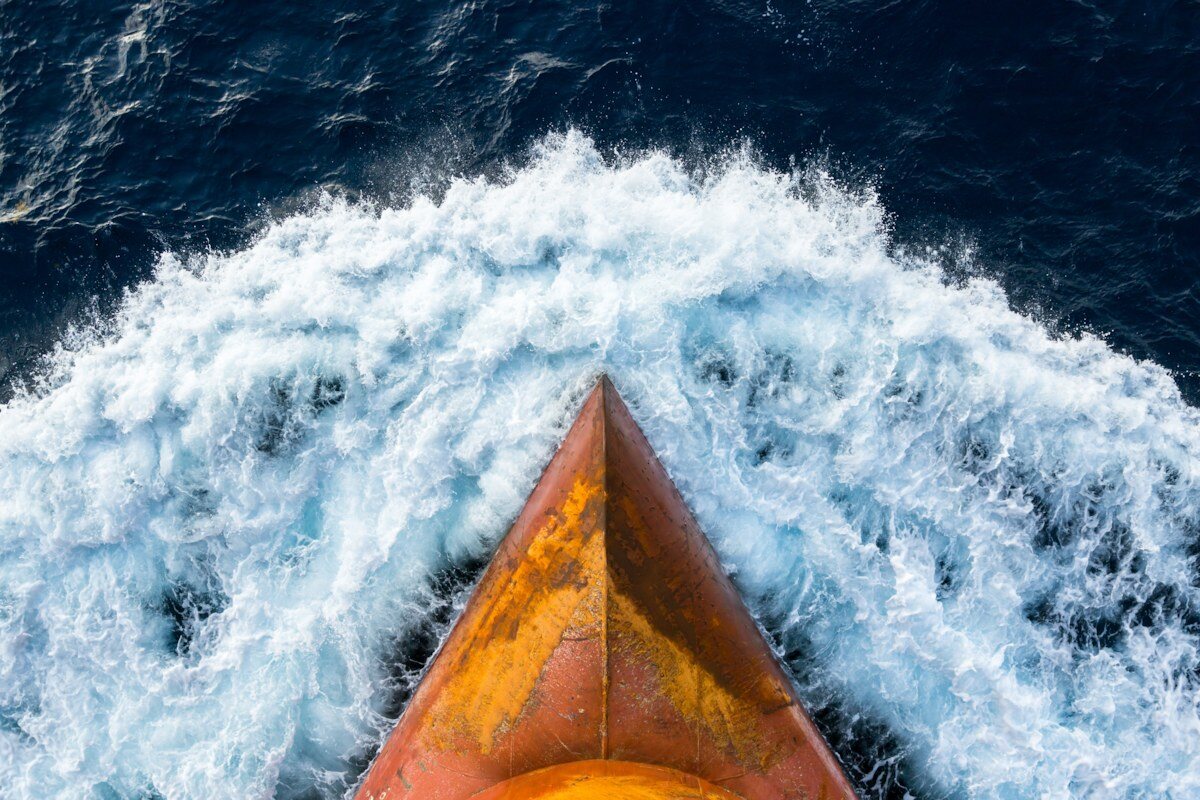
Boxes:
[473,760,744,800]
[354,377,858,800]
[428,475,606,753]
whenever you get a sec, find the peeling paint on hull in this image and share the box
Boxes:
[355,377,857,800]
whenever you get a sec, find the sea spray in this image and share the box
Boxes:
[1,132,1198,799]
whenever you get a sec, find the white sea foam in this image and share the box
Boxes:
[1,131,1198,799]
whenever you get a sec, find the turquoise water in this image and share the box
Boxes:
[2,136,1198,798]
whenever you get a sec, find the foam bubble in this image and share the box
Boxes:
[1,132,1198,798]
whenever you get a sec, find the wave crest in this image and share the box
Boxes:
[1,132,1197,799]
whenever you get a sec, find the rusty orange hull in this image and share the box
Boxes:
[473,761,744,799]
[355,377,857,800]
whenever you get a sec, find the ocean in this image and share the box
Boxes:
[0,2,1198,798]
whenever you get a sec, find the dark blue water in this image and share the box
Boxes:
[3,1,1197,399]
[2,2,1199,798]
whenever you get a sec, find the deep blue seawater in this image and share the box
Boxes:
[1,2,1199,799]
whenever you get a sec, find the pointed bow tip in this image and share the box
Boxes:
[590,372,617,406]
[354,377,858,800]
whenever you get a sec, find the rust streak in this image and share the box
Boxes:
[354,377,858,800]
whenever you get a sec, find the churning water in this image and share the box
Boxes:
[2,133,1198,798]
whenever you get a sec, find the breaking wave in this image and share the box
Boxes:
[1,132,1198,799]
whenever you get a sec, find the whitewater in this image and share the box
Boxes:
[1,132,1197,799]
